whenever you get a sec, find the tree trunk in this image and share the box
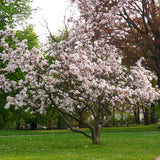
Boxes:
[121,112,124,124]
[150,103,156,124]
[91,127,101,144]
[143,107,149,125]
[134,106,140,124]
[137,106,140,124]
[57,113,61,129]
[92,135,101,144]
[112,107,115,126]
[16,122,21,130]
[155,49,160,128]
[16,111,21,130]
[78,114,83,128]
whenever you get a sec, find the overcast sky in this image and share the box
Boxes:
[29,0,70,42]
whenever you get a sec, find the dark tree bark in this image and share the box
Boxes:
[134,105,140,124]
[150,103,156,124]
[112,107,115,126]
[143,107,149,125]
[16,111,21,130]
[91,125,101,144]
[57,113,61,129]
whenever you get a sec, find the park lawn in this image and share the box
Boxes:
[0,124,159,136]
[0,125,160,160]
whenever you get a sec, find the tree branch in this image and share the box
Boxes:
[44,89,95,131]
[100,116,112,130]
[121,8,145,35]
[44,19,58,43]
[59,112,92,139]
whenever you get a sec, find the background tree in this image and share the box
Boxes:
[0,0,34,30]
[0,26,39,129]
[104,0,160,86]
[107,0,160,124]
[0,0,38,129]
[16,25,39,50]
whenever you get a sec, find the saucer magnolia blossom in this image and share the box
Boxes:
[0,30,159,144]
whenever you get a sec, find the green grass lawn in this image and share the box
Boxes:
[0,125,160,160]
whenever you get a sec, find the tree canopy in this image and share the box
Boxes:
[0,0,34,29]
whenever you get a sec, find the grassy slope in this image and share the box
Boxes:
[0,125,160,160]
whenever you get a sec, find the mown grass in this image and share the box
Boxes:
[0,125,160,160]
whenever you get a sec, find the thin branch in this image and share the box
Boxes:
[122,8,145,35]
[44,19,58,43]
[63,6,69,41]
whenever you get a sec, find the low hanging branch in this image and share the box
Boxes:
[58,112,92,139]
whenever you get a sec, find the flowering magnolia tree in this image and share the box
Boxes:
[0,0,160,144]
